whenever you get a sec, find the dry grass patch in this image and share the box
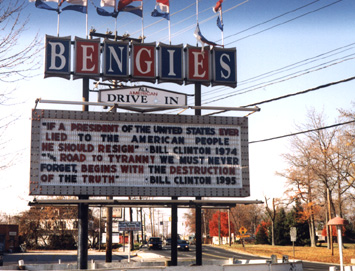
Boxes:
[220,243,355,264]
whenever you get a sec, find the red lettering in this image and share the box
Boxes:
[219,128,239,136]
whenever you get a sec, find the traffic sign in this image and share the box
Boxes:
[239,226,247,235]
[290,227,297,242]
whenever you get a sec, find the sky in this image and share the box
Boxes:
[1,0,355,217]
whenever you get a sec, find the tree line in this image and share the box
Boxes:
[184,108,355,247]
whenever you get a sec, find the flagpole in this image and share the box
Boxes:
[115,0,118,40]
[196,0,199,24]
[220,8,224,46]
[168,19,171,45]
[86,0,88,38]
[141,0,144,43]
[57,0,60,36]
[196,0,199,47]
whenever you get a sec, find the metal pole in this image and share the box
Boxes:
[129,206,134,250]
[82,78,89,112]
[218,210,221,245]
[171,197,178,266]
[105,197,113,262]
[78,196,88,269]
[195,83,201,116]
[78,77,90,269]
[195,196,202,265]
[228,209,231,246]
[195,83,202,265]
[99,207,102,251]
[337,226,344,271]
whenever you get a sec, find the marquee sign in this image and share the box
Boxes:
[119,222,141,232]
[98,85,188,112]
[30,109,249,197]
[44,35,237,87]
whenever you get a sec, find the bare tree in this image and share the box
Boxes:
[264,196,278,246]
[0,0,41,170]
[279,108,355,247]
[279,138,319,247]
[0,0,41,83]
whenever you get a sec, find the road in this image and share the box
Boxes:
[2,246,338,270]
[2,250,130,266]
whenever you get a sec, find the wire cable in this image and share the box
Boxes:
[249,120,355,144]
[244,76,355,108]
[202,55,355,105]
[225,0,343,46]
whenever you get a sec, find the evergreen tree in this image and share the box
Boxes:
[287,200,310,246]
[255,221,269,244]
[274,208,290,245]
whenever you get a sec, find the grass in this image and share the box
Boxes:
[218,243,355,264]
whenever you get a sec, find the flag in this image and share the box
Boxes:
[117,0,134,10]
[29,0,59,12]
[60,0,87,13]
[151,0,169,20]
[97,7,118,17]
[217,16,223,31]
[97,0,118,17]
[212,0,223,13]
[101,0,116,7]
[157,0,169,13]
[117,0,142,17]
[194,23,222,48]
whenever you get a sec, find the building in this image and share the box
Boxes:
[0,225,19,252]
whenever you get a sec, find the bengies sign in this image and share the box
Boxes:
[30,110,249,197]
[98,85,188,112]
[44,35,237,87]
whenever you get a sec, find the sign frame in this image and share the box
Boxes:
[74,37,101,79]
[44,35,72,80]
[30,109,249,197]
[157,43,184,85]
[212,47,237,88]
[185,44,211,86]
[102,39,130,80]
[130,42,156,83]
[98,85,188,113]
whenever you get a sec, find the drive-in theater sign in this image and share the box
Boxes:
[30,110,249,197]
[44,35,237,87]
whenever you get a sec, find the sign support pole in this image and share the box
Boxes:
[171,197,178,266]
[195,83,202,266]
[195,197,202,265]
[78,196,88,269]
[195,83,202,265]
[106,197,113,263]
[78,77,90,269]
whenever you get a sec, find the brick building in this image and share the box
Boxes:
[0,225,19,252]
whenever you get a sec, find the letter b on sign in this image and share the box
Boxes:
[45,35,71,79]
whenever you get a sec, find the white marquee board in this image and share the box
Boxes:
[30,110,249,197]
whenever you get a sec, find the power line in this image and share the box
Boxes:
[225,0,343,46]
[202,57,355,105]
[244,76,355,107]
[249,120,355,144]
[192,75,355,117]
[201,53,355,102]
[236,43,355,87]
[221,0,320,42]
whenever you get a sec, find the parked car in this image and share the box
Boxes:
[177,240,189,251]
[164,238,171,246]
[148,237,162,250]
